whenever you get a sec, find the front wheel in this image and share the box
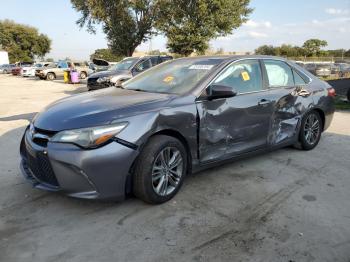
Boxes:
[133,135,187,204]
[46,73,55,81]
[80,71,87,79]
[299,111,322,150]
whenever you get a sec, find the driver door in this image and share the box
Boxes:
[196,59,274,163]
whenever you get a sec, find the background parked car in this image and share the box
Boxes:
[315,64,332,77]
[336,63,350,77]
[35,60,89,80]
[11,62,33,76]
[0,64,15,74]
[22,62,55,77]
[87,55,173,91]
[89,58,118,73]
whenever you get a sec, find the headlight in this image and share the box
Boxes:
[51,123,128,149]
[97,76,111,83]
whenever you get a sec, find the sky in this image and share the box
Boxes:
[0,0,349,60]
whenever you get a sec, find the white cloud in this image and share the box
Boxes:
[325,8,349,15]
[243,20,272,28]
[248,31,268,38]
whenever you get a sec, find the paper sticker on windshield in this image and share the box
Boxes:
[163,76,174,83]
[241,71,250,81]
[189,65,214,70]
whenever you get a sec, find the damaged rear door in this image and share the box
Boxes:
[196,59,273,163]
[261,59,313,146]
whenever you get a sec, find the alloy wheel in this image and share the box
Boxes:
[152,147,183,196]
[303,113,320,145]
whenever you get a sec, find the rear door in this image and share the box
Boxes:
[196,59,274,163]
[261,59,312,145]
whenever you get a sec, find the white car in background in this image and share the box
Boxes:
[22,62,55,77]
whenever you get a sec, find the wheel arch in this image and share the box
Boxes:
[125,128,192,196]
[308,107,325,132]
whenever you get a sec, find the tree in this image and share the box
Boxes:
[71,0,157,57]
[90,48,123,62]
[302,39,328,57]
[255,45,277,56]
[156,0,252,56]
[0,20,51,63]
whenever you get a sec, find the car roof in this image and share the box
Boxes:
[174,55,288,63]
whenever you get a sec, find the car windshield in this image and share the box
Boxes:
[110,58,139,71]
[123,58,222,94]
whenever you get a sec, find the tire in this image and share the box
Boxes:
[3,70,7,74]
[299,111,322,150]
[46,72,55,81]
[133,135,187,204]
[80,71,87,79]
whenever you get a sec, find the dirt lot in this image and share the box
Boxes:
[1,74,350,262]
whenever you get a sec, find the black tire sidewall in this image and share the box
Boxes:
[299,111,322,150]
[133,135,187,204]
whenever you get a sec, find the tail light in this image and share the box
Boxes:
[327,87,336,97]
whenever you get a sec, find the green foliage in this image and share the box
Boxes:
[156,0,252,56]
[255,39,340,58]
[71,0,157,57]
[0,20,51,63]
[255,45,277,56]
[147,49,168,55]
[302,39,328,57]
[90,48,123,62]
[71,0,251,57]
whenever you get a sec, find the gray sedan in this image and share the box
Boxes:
[20,55,335,204]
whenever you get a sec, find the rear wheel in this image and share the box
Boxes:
[46,72,55,81]
[299,111,322,150]
[133,135,187,204]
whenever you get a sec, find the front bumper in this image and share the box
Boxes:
[20,127,139,200]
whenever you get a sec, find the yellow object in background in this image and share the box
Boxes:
[241,71,250,81]
[63,71,70,83]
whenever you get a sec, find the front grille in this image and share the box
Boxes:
[27,152,59,187]
[32,127,57,147]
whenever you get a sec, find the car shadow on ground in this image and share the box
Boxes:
[0,112,37,122]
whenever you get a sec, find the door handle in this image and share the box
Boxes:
[258,99,271,106]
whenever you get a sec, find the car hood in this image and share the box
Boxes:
[89,70,130,79]
[33,88,173,131]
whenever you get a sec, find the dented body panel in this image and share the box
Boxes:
[19,55,335,200]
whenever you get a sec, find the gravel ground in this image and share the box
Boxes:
[0,74,350,262]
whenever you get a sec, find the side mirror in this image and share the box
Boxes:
[206,84,237,100]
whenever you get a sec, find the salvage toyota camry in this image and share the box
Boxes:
[20,55,335,204]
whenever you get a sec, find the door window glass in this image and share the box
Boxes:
[134,59,152,72]
[213,60,263,94]
[264,60,294,87]
[293,70,307,85]
[150,57,159,66]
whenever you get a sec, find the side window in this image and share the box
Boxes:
[264,60,294,88]
[150,57,159,66]
[293,70,307,85]
[213,60,263,94]
[135,59,152,72]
